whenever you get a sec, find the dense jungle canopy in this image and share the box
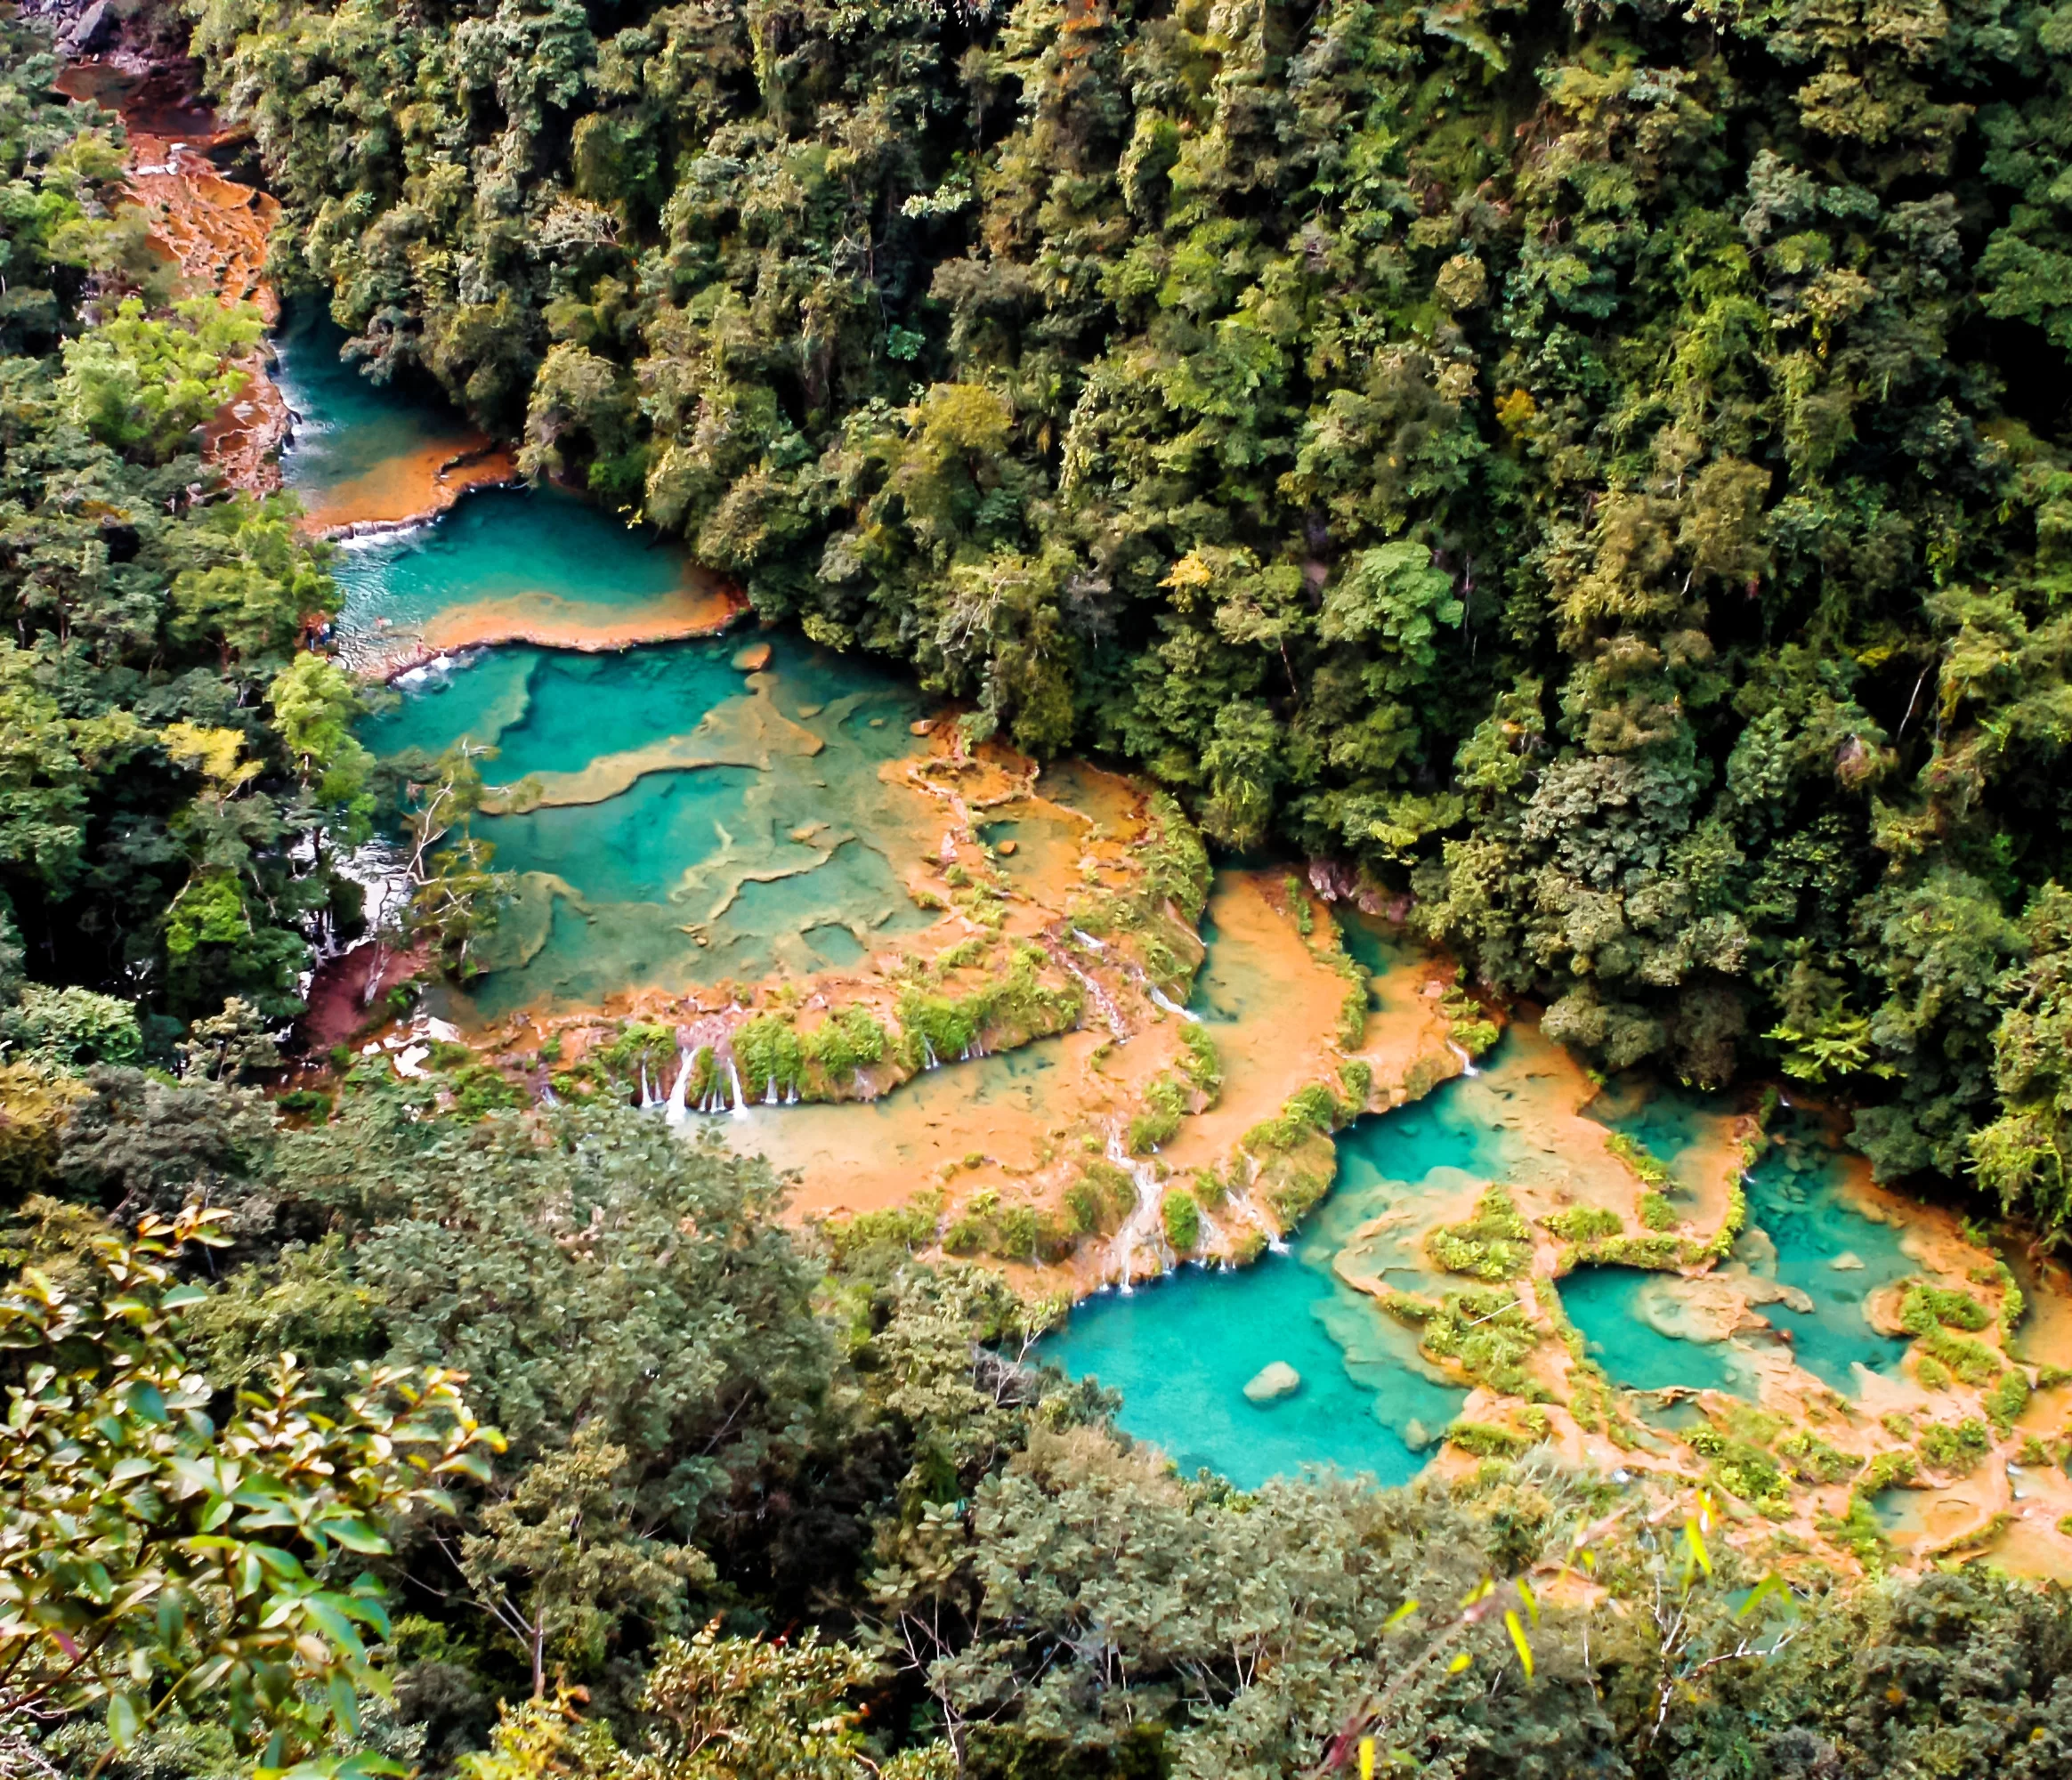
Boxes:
[6,3,2072,1776]
[171,0,2072,1227]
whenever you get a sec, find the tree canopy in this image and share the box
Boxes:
[182,0,2072,1221]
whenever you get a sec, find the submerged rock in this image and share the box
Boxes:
[1830,1250,1866,1271]
[732,640,773,671]
[1402,1417,1437,1452]
[1243,1361,1301,1403]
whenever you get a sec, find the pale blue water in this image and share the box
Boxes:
[1044,1254,1465,1489]
[1739,1119,1912,1392]
[361,635,941,1014]
[1562,1104,1911,1396]
[1559,1267,1742,1393]
[273,301,472,498]
[328,484,694,643]
[1042,1077,1516,1487]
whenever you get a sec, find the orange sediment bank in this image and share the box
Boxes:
[56,56,289,495]
[410,576,748,663]
[299,938,431,1056]
[297,440,522,538]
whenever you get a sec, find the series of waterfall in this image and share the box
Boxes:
[655,1046,758,1126]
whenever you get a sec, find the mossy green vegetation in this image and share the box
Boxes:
[1428,1185,1534,1282]
[1161,1186,1202,1254]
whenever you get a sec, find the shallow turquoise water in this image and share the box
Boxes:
[1739,1118,1912,1392]
[362,642,749,777]
[1561,1106,1912,1396]
[1043,1253,1465,1489]
[329,484,694,645]
[364,634,941,1014]
[1042,1079,1516,1487]
[273,302,474,500]
[1559,1268,1743,1393]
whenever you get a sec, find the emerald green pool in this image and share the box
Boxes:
[1562,1097,1913,1396]
[274,303,479,506]
[367,636,940,1017]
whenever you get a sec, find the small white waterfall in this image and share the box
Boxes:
[637,1063,660,1111]
[921,1037,940,1070]
[1228,1159,1289,1255]
[664,1049,692,1127]
[725,1055,749,1118]
[1048,941,1129,1039]
[1447,1040,1482,1078]
[1071,927,1107,953]
[1106,1125,1174,1290]
[764,1077,778,1106]
[1147,983,1200,1023]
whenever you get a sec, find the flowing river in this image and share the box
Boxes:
[281,312,2072,1571]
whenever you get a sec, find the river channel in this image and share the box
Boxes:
[279,309,2072,1570]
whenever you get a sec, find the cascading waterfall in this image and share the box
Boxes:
[1226,1157,1289,1254]
[765,1077,778,1105]
[1146,981,1200,1023]
[1047,939,1129,1039]
[724,1054,749,1119]
[663,1048,692,1127]
[921,1037,940,1070]
[1106,1124,1175,1291]
[1446,1040,1482,1078]
[637,1063,659,1111]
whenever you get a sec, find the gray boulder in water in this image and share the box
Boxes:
[1242,1361,1301,1404]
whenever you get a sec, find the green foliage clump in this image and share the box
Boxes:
[1178,1024,1224,1101]
[1242,1082,1344,1155]
[1606,1131,1672,1190]
[1985,1367,2032,1432]
[732,1015,806,1101]
[1128,1074,1189,1155]
[821,1193,944,1269]
[1388,1289,1545,1399]
[1898,1282,1994,1333]
[1442,986,1500,1060]
[599,1021,679,1092]
[1915,1325,2003,1387]
[1445,1420,1530,1460]
[943,1191,1075,1266]
[1542,1206,1623,1244]
[1065,1162,1136,1237]
[799,1004,891,1084]
[1776,1430,1863,1485]
[1429,1185,1534,1282]
[1161,1187,1201,1254]
[1817,1493,1894,1575]
[1638,1192,1679,1232]
[1686,1428,1789,1514]
[897,948,1079,1073]
[1917,1419,1994,1474]
[1266,1168,1332,1228]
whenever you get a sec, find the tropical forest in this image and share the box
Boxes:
[8,0,2072,1773]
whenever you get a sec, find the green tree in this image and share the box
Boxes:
[0,1204,498,1776]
